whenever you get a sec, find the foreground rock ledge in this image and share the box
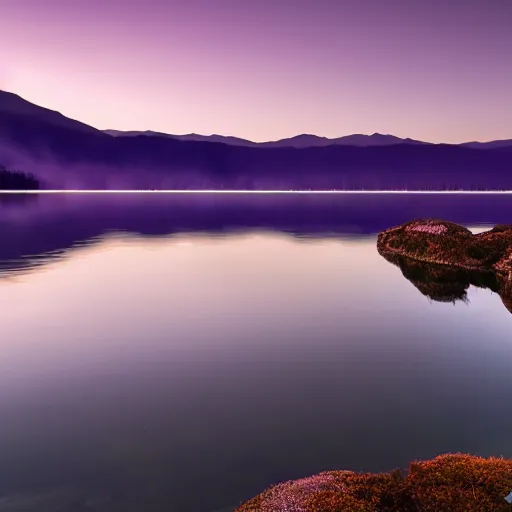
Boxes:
[236,454,512,512]
[377,219,512,274]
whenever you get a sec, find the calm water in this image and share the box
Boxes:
[1,193,512,512]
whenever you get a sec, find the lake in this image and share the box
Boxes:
[0,193,511,512]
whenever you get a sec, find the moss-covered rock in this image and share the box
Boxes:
[236,454,512,512]
[378,219,512,272]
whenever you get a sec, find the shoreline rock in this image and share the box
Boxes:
[236,454,512,511]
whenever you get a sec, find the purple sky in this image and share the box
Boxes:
[1,0,511,142]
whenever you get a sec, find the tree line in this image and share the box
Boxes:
[0,165,40,189]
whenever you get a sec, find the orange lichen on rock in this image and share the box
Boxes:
[378,219,512,272]
[406,454,512,512]
[236,454,512,512]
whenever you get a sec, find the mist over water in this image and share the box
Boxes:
[0,193,511,512]
[3,130,512,190]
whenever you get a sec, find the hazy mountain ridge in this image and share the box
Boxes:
[459,139,512,149]
[3,90,512,150]
[104,128,511,149]
[104,130,258,147]
[104,130,433,148]
[1,90,512,189]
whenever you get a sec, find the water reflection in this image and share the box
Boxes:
[378,252,512,315]
[1,192,512,278]
[0,193,512,512]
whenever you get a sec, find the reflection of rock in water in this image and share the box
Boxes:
[495,246,512,314]
[498,276,512,314]
[383,254,498,302]
[382,253,472,302]
[378,219,512,315]
[379,251,512,314]
[501,296,512,314]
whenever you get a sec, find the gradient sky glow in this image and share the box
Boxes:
[1,0,512,142]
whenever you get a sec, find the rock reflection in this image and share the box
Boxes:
[379,250,512,315]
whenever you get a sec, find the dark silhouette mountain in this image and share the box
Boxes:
[0,90,101,135]
[2,91,512,189]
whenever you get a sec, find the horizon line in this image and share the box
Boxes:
[2,190,512,195]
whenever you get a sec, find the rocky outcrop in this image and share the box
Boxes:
[378,219,512,270]
[377,219,512,314]
[236,454,512,512]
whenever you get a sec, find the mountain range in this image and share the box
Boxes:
[103,130,433,148]
[1,90,512,190]
[103,129,512,150]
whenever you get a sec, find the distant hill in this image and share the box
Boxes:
[460,139,512,149]
[104,129,258,146]
[104,130,430,148]
[2,91,512,190]
[260,132,430,148]
[105,130,512,149]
